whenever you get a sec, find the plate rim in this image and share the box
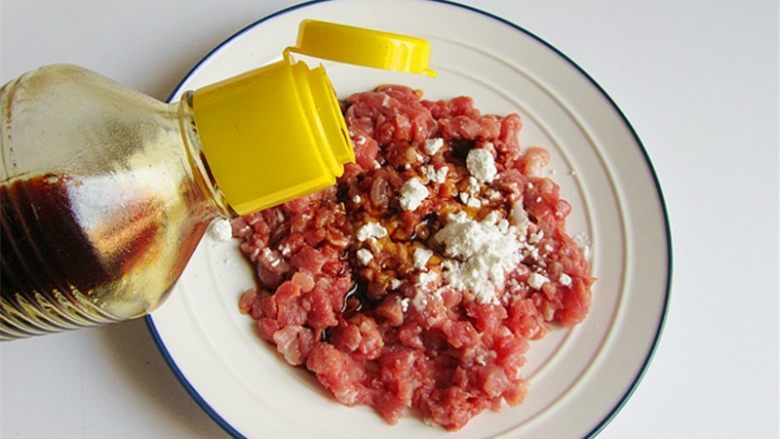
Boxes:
[145,1,673,438]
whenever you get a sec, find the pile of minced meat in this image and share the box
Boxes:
[232,85,593,430]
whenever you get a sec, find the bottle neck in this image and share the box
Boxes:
[176,92,237,219]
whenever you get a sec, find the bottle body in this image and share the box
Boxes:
[1,65,224,339]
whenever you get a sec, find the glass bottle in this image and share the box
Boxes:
[1,64,225,337]
[0,61,349,339]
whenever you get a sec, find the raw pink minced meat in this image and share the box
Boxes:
[232,85,593,430]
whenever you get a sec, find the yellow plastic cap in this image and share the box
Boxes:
[192,60,353,216]
[190,20,435,216]
[288,20,437,77]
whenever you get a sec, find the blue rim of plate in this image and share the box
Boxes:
[146,1,673,437]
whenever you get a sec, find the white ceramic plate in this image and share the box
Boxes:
[148,1,671,438]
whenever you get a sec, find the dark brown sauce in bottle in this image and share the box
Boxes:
[0,173,163,335]
[1,175,112,298]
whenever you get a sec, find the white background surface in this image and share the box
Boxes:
[0,0,777,438]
